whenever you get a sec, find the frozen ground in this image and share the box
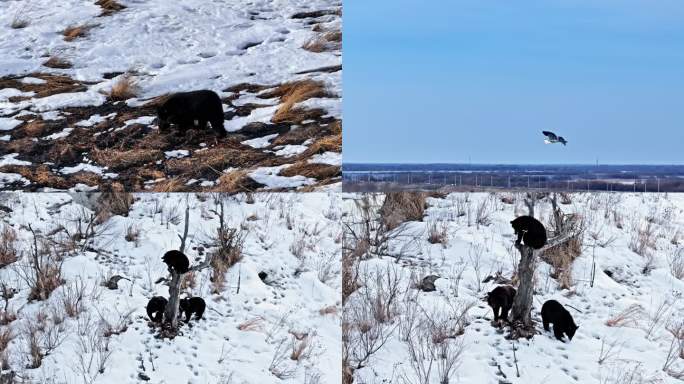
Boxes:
[0,192,341,383]
[0,0,341,191]
[343,192,684,384]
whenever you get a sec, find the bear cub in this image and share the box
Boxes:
[157,90,226,137]
[146,296,168,323]
[179,297,206,322]
[510,215,547,249]
[541,299,578,342]
[162,250,190,274]
[487,285,516,322]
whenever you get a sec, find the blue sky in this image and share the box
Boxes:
[343,0,684,164]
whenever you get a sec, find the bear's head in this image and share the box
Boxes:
[567,324,579,340]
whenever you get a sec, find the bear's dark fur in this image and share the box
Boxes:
[146,296,167,323]
[487,285,516,322]
[179,297,206,322]
[541,299,578,342]
[510,216,547,249]
[157,90,226,137]
[162,250,190,274]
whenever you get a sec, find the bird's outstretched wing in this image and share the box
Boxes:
[559,136,567,145]
[542,131,558,141]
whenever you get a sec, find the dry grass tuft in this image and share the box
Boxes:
[63,25,90,41]
[11,17,29,29]
[270,80,329,123]
[303,134,341,157]
[42,56,72,69]
[95,0,127,16]
[279,161,339,180]
[303,30,342,53]
[22,120,46,137]
[213,170,260,193]
[238,316,265,331]
[541,235,582,289]
[380,192,426,230]
[97,183,134,217]
[108,75,140,101]
[149,178,190,192]
[91,148,161,171]
[0,226,19,269]
[319,305,338,316]
[606,304,643,328]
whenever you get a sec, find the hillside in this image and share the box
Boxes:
[0,0,341,191]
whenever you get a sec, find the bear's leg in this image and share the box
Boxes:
[553,326,566,342]
[210,119,227,137]
[492,305,500,321]
[197,119,208,130]
[516,231,524,245]
[501,307,510,321]
[543,319,550,331]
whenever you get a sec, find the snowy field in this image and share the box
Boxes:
[0,192,341,383]
[0,0,341,191]
[343,192,684,384]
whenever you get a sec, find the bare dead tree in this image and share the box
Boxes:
[162,198,214,333]
[509,194,575,339]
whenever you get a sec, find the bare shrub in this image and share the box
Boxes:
[0,328,13,355]
[208,198,245,294]
[59,276,96,318]
[380,192,425,230]
[662,320,684,379]
[14,226,64,301]
[289,333,315,361]
[0,225,19,268]
[108,75,139,101]
[629,220,656,257]
[606,304,642,328]
[22,314,68,369]
[269,338,297,379]
[474,196,493,228]
[645,299,672,340]
[668,247,684,280]
[124,223,141,245]
[10,15,29,29]
[98,306,134,337]
[427,221,448,246]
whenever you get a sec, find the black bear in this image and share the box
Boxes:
[179,297,206,322]
[487,285,516,322]
[541,299,578,342]
[157,90,226,137]
[510,215,547,249]
[162,250,190,274]
[146,296,168,322]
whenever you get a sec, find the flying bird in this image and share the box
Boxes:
[542,131,567,146]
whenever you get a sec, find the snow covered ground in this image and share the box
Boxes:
[0,192,341,383]
[0,0,341,191]
[343,192,684,384]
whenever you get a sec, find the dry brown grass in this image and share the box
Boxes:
[0,226,19,269]
[91,148,161,171]
[97,183,134,217]
[0,328,13,355]
[0,73,87,98]
[237,316,265,331]
[541,235,582,289]
[149,178,190,192]
[319,305,338,316]
[213,170,261,193]
[606,304,643,327]
[279,161,339,180]
[271,80,329,123]
[302,30,342,53]
[302,134,342,158]
[95,0,126,16]
[380,192,426,230]
[108,75,140,101]
[42,56,72,69]
[63,25,90,41]
[22,120,46,137]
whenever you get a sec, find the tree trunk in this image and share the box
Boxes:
[510,243,536,336]
[163,200,190,331]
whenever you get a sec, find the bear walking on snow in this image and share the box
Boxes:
[146,296,168,323]
[157,90,226,137]
[179,297,206,322]
[162,250,190,274]
[510,215,547,249]
[487,285,516,322]
[541,299,579,342]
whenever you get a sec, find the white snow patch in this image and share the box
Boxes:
[241,133,278,149]
[164,150,189,159]
[224,105,279,132]
[274,144,308,157]
[0,153,31,166]
[43,128,73,140]
[249,165,316,188]
[0,117,21,131]
[309,151,341,165]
